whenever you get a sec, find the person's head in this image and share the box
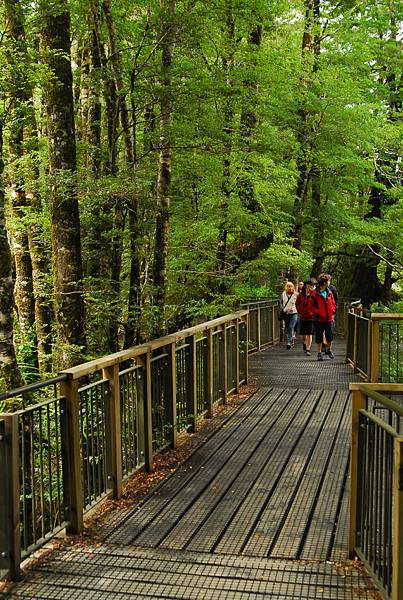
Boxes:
[297,281,304,292]
[317,273,330,289]
[284,281,295,294]
[302,278,315,294]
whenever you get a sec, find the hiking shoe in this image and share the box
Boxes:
[328,349,335,359]
[306,350,311,356]
[317,352,323,361]
[286,344,291,349]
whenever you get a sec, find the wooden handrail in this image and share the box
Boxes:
[60,310,248,380]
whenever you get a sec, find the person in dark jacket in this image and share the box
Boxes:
[309,274,336,361]
[321,273,338,352]
[296,279,315,355]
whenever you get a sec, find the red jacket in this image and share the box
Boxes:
[296,292,314,320]
[309,289,336,323]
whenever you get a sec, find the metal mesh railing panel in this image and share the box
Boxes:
[196,337,208,415]
[212,331,224,403]
[151,353,172,452]
[356,411,394,598]
[346,312,355,362]
[79,380,109,509]
[119,365,145,478]
[356,318,370,377]
[248,308,258,352]
[176,344,191,433]
[379,322,403,383]
[17,397,67,555]
[239,321,247,382]
[226,325,237,393]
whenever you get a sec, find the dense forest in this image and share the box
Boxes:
[0,0,401,392]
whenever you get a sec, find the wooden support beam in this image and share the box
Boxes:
[349,388,367,557]
[60,377,83,534]
[102,364,122,499]
[169,342,178,448]
[222,324,228,403]
[370,319,380,383]
[392,438,403,600]
[0,415,21,580]
[235,319,240,393]
[206,329,214,418]
[144,351,153,471]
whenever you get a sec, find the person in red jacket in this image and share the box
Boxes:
[309,274,336,361]
[296,279,315,356]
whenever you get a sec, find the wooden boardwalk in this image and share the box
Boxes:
[1,338,379,599]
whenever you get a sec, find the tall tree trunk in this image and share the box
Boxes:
[5,0,39,374]
[5,0,53,375]
[216,1,235,291]
[0,121,25,396]
[238,16,273,262]
[309,0,323,277]
[290,0,315,251]
[41,1,86,368]
[102,1,143,348]
[310,167,324,277]
[152,0,176,337]
[102,0,134,167]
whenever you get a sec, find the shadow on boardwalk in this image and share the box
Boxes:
[1,338,379,599]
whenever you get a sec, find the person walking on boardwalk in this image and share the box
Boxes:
[309,274,336,361]
[296,279,315,356]
[280,281,298,350]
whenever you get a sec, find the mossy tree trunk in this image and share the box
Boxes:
[41,0,86,368]
[0,121,25,396]
[152,0,176,337]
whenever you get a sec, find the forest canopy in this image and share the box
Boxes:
[0,0,401,391]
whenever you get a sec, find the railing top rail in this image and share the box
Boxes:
[354,383,403,418]
[61,310,248,380]
[0,374,68,402]
[360,408,400,438]
[348,312,371,322]
[240,299,278,308]
[371,312,403,321]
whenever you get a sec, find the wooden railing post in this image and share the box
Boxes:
[257,306,261,351]
[102,364,122,499]
[60,376,83,534]
[349,387,367,556]
[271,304,276,345]
[235,319,240,393]
[245,314,249,384]
[392,438,403,600]
[169,342,178,448]
[353,315,358,372]
[0,415,21,580]
[206,329,214,417]
[144,351,154,471]
[222,323,228,403]
[135,356,146,466]
[370,318,380,383]
[186,335,198,433]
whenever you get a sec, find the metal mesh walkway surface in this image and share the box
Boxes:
[1,339,377,599]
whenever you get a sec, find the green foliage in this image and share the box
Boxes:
[0,0,402,384]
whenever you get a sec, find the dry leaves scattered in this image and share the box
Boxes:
[15,384,256,572]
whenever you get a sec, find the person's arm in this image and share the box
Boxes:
[308,293,319,315]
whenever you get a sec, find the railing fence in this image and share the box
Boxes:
[350,384,403,600]
[347,313,403,383]
[0,311,248,580]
